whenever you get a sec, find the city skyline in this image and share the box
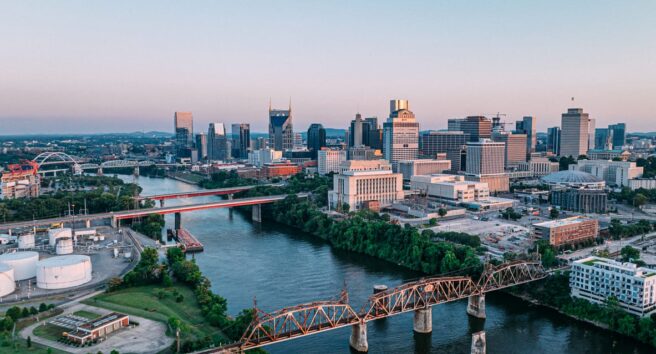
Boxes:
[1,1,656,134]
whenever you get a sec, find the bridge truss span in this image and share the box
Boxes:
[363,276,478,321]
[240,290,360,350]
[477,260,547,292]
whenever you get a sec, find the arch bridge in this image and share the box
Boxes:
[209,260,547,353]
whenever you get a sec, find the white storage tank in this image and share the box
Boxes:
[0,264,15,297]
[0,251,39,280]
[49,228,72,247]
[55,238,74,255]
[18,234,35,249]
[36,255,92,290]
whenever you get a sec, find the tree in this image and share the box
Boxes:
[341,203,350,213]
[26,336,31,348]
[633,193,648,208]
[6,306,22,321]
[438,208,447,218]
[621,246,640,263]
[429,218,437,226]
[549,208,559,219]
[39,303,48,312]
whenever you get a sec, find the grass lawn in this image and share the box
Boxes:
[0,333,68,354]
[82,283,226,343]
[32,323,65,342]
[72,310,100,320]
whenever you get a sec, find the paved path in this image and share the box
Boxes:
[21,303,173,354]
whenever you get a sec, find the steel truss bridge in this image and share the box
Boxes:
[208,260,547,353]
[32,152,181,175]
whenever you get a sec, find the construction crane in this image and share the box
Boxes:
[488,112,509,130]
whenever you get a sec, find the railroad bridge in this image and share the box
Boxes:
[204,259,547,353]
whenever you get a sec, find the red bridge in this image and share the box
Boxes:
[135,185,263,203]
[207,260,547,353]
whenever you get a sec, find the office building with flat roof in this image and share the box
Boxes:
[397,159,451,181]
[174,112,193,158]
[328,160,403,211]
[383,100,419,169]
[448,116,492,142]
[570,257,656,317]
[466,140,505,175]
[317,148,346,175]
[420,131,467,158]
[559,108,591,157]
[533,216,598,247]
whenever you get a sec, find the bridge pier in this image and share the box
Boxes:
[134,166,140,176]
[349,320,368,352]
[413,308,432,333]
[228,193,234,200]
[111,217,118,228]
[471,331,486,354]
[467,294,486,319]
[252,204,262,223]
[85,219,91,228]
[174,212,182,230]
[159,200,165,208]
[97,167,103,176]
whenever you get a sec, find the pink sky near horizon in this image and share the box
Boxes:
[1,1,655,134]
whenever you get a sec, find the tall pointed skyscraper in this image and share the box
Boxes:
[268,100,293,151]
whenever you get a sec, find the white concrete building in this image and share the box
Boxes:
[410,174,489,202]
[328,160,403,211]
[569,160,643,187]
[398,159,451,181]
[517,157,560,177]
[629,178,656,190]
[248,148,282,167]
[317,149,346,175]
[570,257,656,317]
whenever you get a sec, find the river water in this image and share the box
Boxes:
[123,175,651,354]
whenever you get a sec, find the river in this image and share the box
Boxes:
[122,175,651,354]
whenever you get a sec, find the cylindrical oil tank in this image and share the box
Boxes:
[55,238,74,255]
[18,234,35,249]
[49,228,72,247]
[0,264,15,297]
[36,255,92,290]
[0,251,39,280]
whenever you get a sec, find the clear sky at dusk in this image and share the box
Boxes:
[1,0,655,134]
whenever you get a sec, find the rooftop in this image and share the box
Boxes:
[533,216,596,228]
[541,170,603,185]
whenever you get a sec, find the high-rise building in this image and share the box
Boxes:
[446,145,467,173]
[195,132,208,160]
[208,123,228,162]
[492,131,527,168]
[420,131,467,158]
[307,123,327,159]
[383,99,419,169]
[466,140,505,175]
[515,116,536,156]
[559,108,590,157]
[231,123,250,160]
[588,118,596,152]
[594,128,613,150]
[349,113,364,147]
[609,123,627,148]
[174,112,193,158]
[269,102,293,151]
[448,116,492,142]
[547,127,561,155]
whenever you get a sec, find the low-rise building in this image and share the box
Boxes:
[64,313,130,345]
[247,148,282,167]
[465,174,510,193]
[317,149,346,175]
[328,160,403,211]
[587,149,630,161]
[569,160,643,187]
[1,160,40,199]
[629,178,656,190]
[533,216,598,247]
[259,162,301,179]
[398,159,451,181]
[570,257,656,317]
[516,157,560,177]
[550,186,608,214]
[410,174,489,202]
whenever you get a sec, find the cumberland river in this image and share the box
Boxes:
[123,175,650,354]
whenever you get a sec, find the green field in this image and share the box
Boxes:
[82,283,226,343]
[0,333,67,354]
[72,310,100,320]
[32,323,65,342]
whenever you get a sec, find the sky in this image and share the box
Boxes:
[1,0,655,134]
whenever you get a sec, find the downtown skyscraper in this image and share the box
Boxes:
[231,123,251,159]
[208,122,228,162]
[383,99,419,169]
[269,101,293,151]
[559,108,591,157]
[174,112,193,158]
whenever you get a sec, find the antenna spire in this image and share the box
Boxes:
[269,97,272,112]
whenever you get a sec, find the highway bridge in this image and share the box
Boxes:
[32,152,188,176]
[0,194,307,233]
[200,259,548,353]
